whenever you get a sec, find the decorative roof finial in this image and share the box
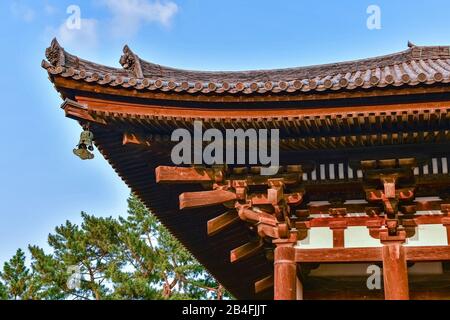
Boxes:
[119,45,144,78]
[407,41,416,48]
[45,38,66,67]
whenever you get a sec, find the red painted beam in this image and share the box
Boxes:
[294,246,450,263]
[405,246,450,262]
[295,247,382,263]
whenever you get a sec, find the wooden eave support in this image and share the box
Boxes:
[367,219,384,239]
[179,190,237,210]
[67,96,450,141]
[207,210,240,236]
[366,188,415,202]
[306,198,444,215]
[303,214,447,229]
[155,165,302,186]
[230,240,263,263]
[156,166,218,184]
[124,130,450,151]
[122,133,151,147]
[237,206,277,226]
[60,99,106,125]
[250,192,303,206]
[179,190,303,210]
[381,175,398,199]
[65,85,450,108]
[254,275,274,294]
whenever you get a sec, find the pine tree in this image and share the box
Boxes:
[1,194,230,300]
[0,249,39,299]
[111,195,229,299]
[29,214,122,300]
[0,281,7,300]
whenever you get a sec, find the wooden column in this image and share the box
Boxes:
[296,277,303,300]
[273,239,298,300]
[380,230,409,300]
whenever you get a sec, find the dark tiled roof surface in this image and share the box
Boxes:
[43,39,450,95]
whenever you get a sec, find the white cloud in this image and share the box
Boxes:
[101,0,179,37]
[10,1,35,23]
[49,18,99,52]
[44,3,57,15]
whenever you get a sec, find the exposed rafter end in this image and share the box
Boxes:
[179,190,237,210]
[60,98,87,111]
[123,133,151,147]
[61,99,106,125]
[255,275,274,294]
[230,241,263,263]
[207,210,239,236]
[156,166,216,184]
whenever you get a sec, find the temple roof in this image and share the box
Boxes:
[43,39,450,96]
[43,40,450,299]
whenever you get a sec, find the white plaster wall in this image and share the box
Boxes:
[296,227,333,249]
[405,224,448,247]
[345,226,382,248]
[296,223,448,249]
[309,262,443,277]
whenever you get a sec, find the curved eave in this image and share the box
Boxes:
[48,71,450,105]
[43,39,450,102]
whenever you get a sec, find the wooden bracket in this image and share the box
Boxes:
[156,166,217,184]
[328,207,347,217]
[232,180,248,201]
[442,204,450,215]
[367,219,384,239]
[380,175,398,199]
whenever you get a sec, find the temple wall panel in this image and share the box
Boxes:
[297,227,333,249]
[405,224,448,247]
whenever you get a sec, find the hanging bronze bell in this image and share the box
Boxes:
[73,130,94,160]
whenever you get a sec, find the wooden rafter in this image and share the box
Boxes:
[230,241,264,263]
[207,210,240,236]
[254,275,274,294]
[156,166,218,184]
[179,190,237,210]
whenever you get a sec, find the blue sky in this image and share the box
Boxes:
[0,0,449,265]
